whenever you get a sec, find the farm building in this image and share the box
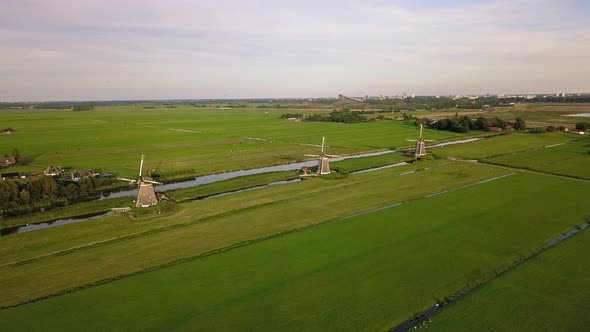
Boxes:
[70,170,96,181]
[0,157,16,167]
[44,166,63,177]
[569,129,586,135]
[0,172,21,180]
[489,127,503,132]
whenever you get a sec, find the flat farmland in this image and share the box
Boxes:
[430,132,575,160]
[484,138,590,179]
[429,224,590,331]
[0,160,507,308]
[0,172,588,331]
[0,106,466,178]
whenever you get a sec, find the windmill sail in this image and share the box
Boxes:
[304,137,339,175]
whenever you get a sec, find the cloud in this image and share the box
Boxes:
[0,0,589,100]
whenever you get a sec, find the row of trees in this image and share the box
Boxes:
[72,105,95,111]
[305,110,368,123]
[0,176,120,214]
[416,114,526,133]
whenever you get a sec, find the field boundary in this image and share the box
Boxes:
[476,161,590,182]
[389,221,590,332]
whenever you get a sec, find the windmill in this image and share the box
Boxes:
[304,137,339,175]
[406,124,435,159]
[118,155,162,208]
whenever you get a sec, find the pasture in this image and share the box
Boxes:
[428,225,590,331]
[0,160,510,308]
[0,106,466,178]
[484,138,590,179]
[0,172,588,331]
[429,132,575,160]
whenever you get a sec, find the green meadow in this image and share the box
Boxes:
[428,225,590,332]
[429,132,576,160]
[0,173,588,331]
[0,106,466,178]
[1,106,589,331]
[0,161,509,308]
[484,138,590,179]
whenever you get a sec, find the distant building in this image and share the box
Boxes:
[489,127,503,132]
[0,157,16,167]
[44,166,63,177]
[70,169,96,181]
[570,129,586,135]
[0,172,20,180]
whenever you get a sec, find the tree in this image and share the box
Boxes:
[19,189,31,205]
[490,117,507,129]
[41,176,59,203]
[65,183,80,201]
[514,117,526,131]
[79,177,96,196]
[575,122,590,130]
[11,147,21,162]
[475,117,490,130]
[26,179,44,204]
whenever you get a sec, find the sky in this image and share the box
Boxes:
[1,0,589,101]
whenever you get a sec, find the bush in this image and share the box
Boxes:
[529,128,547,134]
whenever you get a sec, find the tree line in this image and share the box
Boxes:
[405,113,526,133]
[282,109,368,123]
[0,176,122,215]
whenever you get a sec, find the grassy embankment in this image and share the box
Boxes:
[0,173,588,331]
[0,197,130,230]
[428,224,590,331]
[0,160,510,308]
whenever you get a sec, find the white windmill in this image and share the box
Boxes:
[406,124,435,159]
[118,155,162,208]
[304,137,340,175]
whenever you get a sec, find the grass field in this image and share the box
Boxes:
[428,224,590,331]
[0,172,588,331]
[0,160,513,308]
[483,138,590,179]
[0,106,466,178]
[430,132,576,160]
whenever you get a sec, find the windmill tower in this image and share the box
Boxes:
[118,155,162,208]
[304,137,339,175]
[406,124,434,159]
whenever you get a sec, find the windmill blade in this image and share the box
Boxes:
[406,139,418,142]
[325,154,340,158]
[139,154,145,178]
[424,139,436,142]
[321,136,326,155]
[117,177,137,183]
[304,154,320,157]
[143,180,162,185]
